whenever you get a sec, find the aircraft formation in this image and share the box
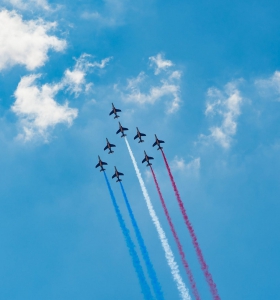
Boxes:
[95,103,220,300]
[95,103,163,181]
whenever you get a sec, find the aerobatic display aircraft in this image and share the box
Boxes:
[112,166,124,182]
[142,151,154,166]
[134,127,146,143]
[153,134,165,150]
[109,103,121,119]
[116,122,128,137]
[104,138,116,154]
[95,156,108,172]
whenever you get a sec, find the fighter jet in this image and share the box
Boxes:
[112,166,124,182]
[152,134,165,150]
[134,127,146,143]
[104,138,116,154]
[142,151,154,166]
[109,103,121,119]
[116,122,128,137]
[95,155,108,172]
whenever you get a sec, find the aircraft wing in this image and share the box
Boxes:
[118,172,124,176]
[159,140,165,143]
[140,133,146,136]
[148,156,154,160]
[102,161,108,165]
[152,141,157,147]
[112,173,116,179]
[109,110,114,115]
[116,129,121,134]
[116,109,121,112]
[110,143,116,148]
[134,134,138,140]
[95,162,100,168]
[122,127,128,131]
[104,145,108,150]
[142,158,146,163]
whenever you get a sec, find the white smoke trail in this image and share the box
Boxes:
[125,137,191,300]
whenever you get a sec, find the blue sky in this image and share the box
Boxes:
[0,0,280,299]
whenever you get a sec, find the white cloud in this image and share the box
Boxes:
[255,71,280,99]
[5,0,51,10]
[81,0,126,27]
[0,10,66,71]
[11,54,111,141]
[123,54,182,114]
[63,54,112,95]
[200,82,243,149]
[171,156,201,176]
[149,53,173,75]
[12,75,78,142]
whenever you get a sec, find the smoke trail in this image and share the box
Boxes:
[124,138,191,300]
[120,182,164,300]
[160,150,220,300]
[103,172,154,300]
[150,166,201,300]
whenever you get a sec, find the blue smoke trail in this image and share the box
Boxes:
[103,172,154,300]
[120,182,165,300]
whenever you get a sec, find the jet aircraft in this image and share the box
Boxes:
[134,127,146,143]
[142,151,154,166]
[104,138,116,154]
[112,166,124,182]
[116,122,128,137]
[152,134,165,150]
[95,156,108,172]
[109,103,121,119]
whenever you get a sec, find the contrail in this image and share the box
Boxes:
[103,172,154,300]
[160,150,221,300]
[150,166,201,300]
[124,137,191,300]
[120,182,164,300]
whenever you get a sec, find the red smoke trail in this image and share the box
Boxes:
[161,150,221,300]
[150,166,201,300]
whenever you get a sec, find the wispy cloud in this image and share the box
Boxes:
[11,54,111,141]
[63,54,112,96]
[4,0,51,11]
[171,156,201,176]
[81,0,127,28]
[149,53,173,75]
[122,53,182,114]
[255,71,280,100]
[0,10,66,71]
[200,82,243,149]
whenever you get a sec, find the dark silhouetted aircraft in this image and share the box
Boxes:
[134,127,146,143]
[109,103,121,119]
[112,166,124,182]
[153,134,165,150]
[104,138,116,154]
[95,156,108,172]
[142,151,154,166]
[116,122,128,137]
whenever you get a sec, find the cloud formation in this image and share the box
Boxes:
[200,82,243,149]
[5,0,51,10]
[81,0,127,27]
[12,74,78,142]
[0,10,66,71]
[149,53,173,75]
[255,71,280,99]
[63,54,112,95]
[11,54,111,141]
[123,53,182,114]
[171,156,201,176]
